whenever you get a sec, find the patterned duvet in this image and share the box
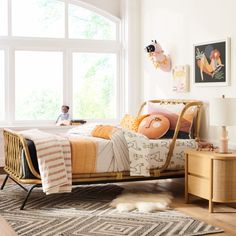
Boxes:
[67,124,196,176]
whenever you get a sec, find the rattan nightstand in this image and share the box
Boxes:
[185,149,236,212]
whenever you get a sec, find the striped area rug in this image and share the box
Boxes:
[0,184,223,236]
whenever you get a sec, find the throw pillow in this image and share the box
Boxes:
[120,114,149,132]
[91,125,117,139]
[146,102,196,138]
[138,114,170,139]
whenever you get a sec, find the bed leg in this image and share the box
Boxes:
[0,174,9,190]
[9,176,29,192]
[20,184,41,210]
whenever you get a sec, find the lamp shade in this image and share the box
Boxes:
[210,97,236,126]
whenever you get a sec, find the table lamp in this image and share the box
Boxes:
[210,95,236,153]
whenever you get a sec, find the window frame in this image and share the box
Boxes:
[68,0,121,41]
[0,48,7,123]
[0,0,123,125]
[0,0,8,36]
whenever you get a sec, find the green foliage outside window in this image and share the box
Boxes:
[73,54,115,119]
[16,89,61,120]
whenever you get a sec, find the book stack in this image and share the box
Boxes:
[71,119,87,125]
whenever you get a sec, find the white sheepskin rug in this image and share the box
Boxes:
[110,182,173,213]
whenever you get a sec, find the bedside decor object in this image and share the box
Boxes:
[210,95,236,153]
[172,65,189,92]
[145,40,171,72]
[194,38,230,86]
[185,149,236,213]
[56,105,71,126]
[195,138,215,151]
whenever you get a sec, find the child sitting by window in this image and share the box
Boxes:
[56,105,71,126]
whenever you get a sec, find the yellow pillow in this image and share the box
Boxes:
[120,114,149,132]
[91,125,117,139]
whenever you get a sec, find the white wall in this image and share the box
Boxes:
[81,0,121,18]
[141,0,236,146]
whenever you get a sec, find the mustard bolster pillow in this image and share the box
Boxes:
[91,125,117,140]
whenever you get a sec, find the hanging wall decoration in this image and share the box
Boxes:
[172,65,189,93]
[145,40,171,72]
[194,38,230,86]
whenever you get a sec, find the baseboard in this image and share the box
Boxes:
[0,167,5,175]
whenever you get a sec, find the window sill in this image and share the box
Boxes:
[0,119,119,131]
[0,124,73,131]
[0,119,120,130]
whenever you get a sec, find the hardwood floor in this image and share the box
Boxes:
[0,175,235,235]
[156,178,236,236]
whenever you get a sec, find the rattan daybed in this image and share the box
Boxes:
[1,99,203,209]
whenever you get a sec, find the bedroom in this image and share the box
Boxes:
[0,0,235,235]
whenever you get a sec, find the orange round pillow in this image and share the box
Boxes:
[138,114,170,139]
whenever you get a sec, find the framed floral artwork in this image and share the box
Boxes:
[194,38,230,86]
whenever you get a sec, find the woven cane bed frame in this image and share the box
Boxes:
[1,99,203,209]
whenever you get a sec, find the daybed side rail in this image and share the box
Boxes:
[194,102,203,139]
[137,99,203,175]
[3,129,41,180]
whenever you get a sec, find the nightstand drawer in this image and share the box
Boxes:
[213,160,236,201]
[188,175,210,199]
[188,155,211,178]
[185,149,236,212]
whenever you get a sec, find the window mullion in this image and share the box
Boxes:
[68,50,73,115]
[6,48,15,123]
[63,49,72,109]
[116,51,123,119]
[0,49,6,122]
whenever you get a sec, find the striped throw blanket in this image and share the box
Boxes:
[19,129,72,194]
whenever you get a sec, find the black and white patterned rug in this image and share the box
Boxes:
[0,183,223,236]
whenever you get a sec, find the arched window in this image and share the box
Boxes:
[68,3,117,40]
[0,0,122,123]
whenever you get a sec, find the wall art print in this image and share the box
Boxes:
[194,38,230,86]
[172,65,189,92]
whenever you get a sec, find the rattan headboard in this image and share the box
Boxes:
[137,99,203,139]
